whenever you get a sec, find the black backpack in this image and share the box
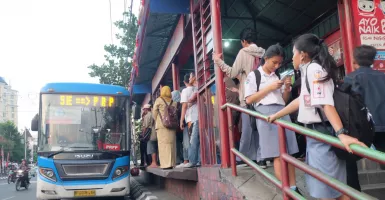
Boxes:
[247,70,280,130]
[305,65,375,161]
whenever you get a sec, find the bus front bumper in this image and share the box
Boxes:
[36,176,130,199]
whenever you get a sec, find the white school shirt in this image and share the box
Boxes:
[244,67,286,107]
[297,62,335,124]
[180,86,198,123]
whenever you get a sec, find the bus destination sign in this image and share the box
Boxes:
[59,95,115,107]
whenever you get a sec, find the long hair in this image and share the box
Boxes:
[294,34,337,82]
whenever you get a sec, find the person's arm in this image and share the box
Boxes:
[267,98,299,122]
[180,103,187,130]
[188,92,198,104]
[323,105,367,152]
[213,51,248,78]
[282,77,292,103]
[245,81,283,105]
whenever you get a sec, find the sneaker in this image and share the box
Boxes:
[257,161,267,169]
[175,163,187,168]
[184,163,194,168]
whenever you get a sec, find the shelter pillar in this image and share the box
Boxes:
[211,0,230,168]
[172,63,180,91]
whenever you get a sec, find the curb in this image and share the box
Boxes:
[130,178,158,200]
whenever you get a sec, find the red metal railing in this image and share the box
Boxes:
[222,103,385,200]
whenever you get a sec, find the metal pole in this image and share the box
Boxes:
[211,0,230,168]
[226,107,237,176]
[24,129,27,160]
[278,125,290,200]
[172,63,180,91]
[339,0,355,74]
[126,101,131,154]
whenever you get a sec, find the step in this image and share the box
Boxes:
[359,170,385,185]
[358,159,383,171]
[362,183,385,199]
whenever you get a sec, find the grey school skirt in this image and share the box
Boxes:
[305,123,346,199]
[255,104,299,159]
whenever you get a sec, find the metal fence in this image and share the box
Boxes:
[221,103,385,200]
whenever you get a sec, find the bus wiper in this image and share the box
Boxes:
[47,146,95,158]
[47,150,64,158]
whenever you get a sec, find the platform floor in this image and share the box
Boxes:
[143,166,198,181]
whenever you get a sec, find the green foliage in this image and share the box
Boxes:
[88,12,138,87]
[0,121,24,162]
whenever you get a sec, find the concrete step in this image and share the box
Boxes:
[359,170,385,185]
[362,183,385,200]
[357,159,385,171]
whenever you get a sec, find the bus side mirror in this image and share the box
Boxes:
[31,114,39,131]
[132,104,141,120]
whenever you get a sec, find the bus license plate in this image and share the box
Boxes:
[74,190,96,197]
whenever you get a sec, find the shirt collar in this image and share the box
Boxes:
[258,67,276,77]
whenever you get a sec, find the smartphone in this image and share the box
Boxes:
[281,74,293,81]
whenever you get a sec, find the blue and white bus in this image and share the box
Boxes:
[31,83,131,200]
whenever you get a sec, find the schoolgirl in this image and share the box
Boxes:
[267,34,366,199]
[244,44,299,192]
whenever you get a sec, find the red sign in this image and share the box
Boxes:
[324,30,344,67]
[351,0,385,71]
[103,144,121,151]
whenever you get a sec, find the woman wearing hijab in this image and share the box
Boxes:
[153,86,178,169]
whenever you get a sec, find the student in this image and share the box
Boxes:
[213,27,266,167]
[244,44,299,192]
[267,34,366,199]
[343,45,385,190]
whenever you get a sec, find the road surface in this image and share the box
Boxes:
[0,176,37,200]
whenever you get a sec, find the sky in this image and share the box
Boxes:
[0,0,139,138]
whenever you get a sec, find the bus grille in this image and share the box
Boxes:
[62,164,108,176]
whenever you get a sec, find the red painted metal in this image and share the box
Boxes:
[190,0,206,165]
[226,107,237,176]
[172,63,180,91]
[151,16,185,93]
[338,0,355,74]
[223,103,382,199]
[278,125,290,200]
[211,0,230,168]
[190,0,217,166]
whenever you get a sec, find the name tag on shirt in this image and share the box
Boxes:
[313,82,325,98]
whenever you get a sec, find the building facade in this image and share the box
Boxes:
[0,77,18,125]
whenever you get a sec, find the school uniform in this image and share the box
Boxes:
[298,62,346,199]
[244,67,299,160]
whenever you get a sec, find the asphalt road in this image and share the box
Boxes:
[0,177,132,200]
[0,176,37,200]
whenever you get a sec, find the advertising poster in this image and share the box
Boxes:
[351,0,385,71]
[325,30,344,67]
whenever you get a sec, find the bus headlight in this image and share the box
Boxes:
[112,166,129,180]
[39,168,57,182]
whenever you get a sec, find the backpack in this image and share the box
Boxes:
[247,68,281,130]
[305,65,375,161]
[158,97,179,129]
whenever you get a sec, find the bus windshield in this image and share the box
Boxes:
[38,94,128,152]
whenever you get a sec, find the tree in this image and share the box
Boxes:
[88,12,138,87]
[0,121,24,162]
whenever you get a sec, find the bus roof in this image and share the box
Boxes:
[40,82,130,96]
